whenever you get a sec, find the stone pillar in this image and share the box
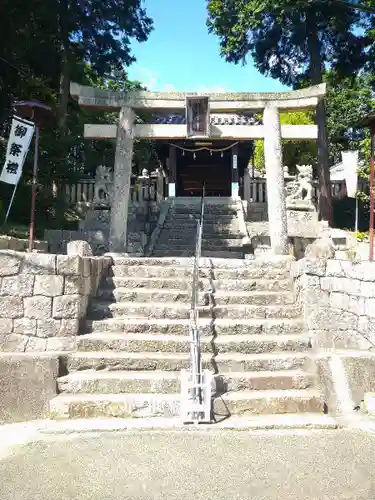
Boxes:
[168,145,176,197]
[109,106,134,253]
[263,104,288,255]
[231,143,239,199]
[244,166,251,204]
[156,167,165,203]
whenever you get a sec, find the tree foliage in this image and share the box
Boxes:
[0,0,153,228]
[207,0,372,222]
[253,111,316,172]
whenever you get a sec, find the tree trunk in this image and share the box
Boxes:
[57,1,70,134]
[306,8,333,225]
[58,43,70,133]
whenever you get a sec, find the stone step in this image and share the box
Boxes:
[152,250,244,259]
[215,389,323,415]
[88,301,301,320]
[57,369,312,395]
[165,214,237,222]
[156,239,244,249]
[162,222,241,230]
[104,277,293,293]
[110,265,290,280]
[86,317,305,336]
[157,233,244,241]
[65,351,310,373]
[96,288,294,306]
[76,333,309,354]
[169,208,238,214]
[49,389,323,418]
[97,287,201,304]
[211,290,295,306]
[108,256,291,269]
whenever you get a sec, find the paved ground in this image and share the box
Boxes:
[0,428,375,499]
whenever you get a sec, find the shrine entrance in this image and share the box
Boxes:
[176,143,232,197]
[154,140,253,198]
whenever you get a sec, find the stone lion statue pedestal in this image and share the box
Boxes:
[285,165,319,238]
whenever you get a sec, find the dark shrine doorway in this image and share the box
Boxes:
[176,143,231,197]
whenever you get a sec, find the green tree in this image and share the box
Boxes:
[207,0,370,223]
[253,111,316,172]
[54,0,153,130]
[0,0,154,229]
[325,71,373,165]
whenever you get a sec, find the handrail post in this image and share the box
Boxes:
[181,182,211,424]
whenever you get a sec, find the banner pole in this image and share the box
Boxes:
[3,184,18,227]
[355,195,359,249]
[28,124,39,252]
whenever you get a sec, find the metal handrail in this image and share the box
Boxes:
[189,183,205,420]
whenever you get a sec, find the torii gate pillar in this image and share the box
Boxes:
[109,106,135,253]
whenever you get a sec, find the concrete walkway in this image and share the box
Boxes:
[0,428,375,499]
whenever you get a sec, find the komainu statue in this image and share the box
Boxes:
[93,165,113,207]
[285,164,314,206]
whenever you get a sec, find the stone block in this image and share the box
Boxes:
[0,296,24,318]
[13,318,37,337]
[24,296,52,319]
[60,319,80,336]
[0,334,29,352]
[365,298,375,318]
[320,277,332,291]
[67,240,93,257]
[348,261,375,282]
[314,329,366,351]
[0,275,35,297]
[35,319,61,338]
[23,253,56,275]
[57,255,84,276]
[34,275,64,297]
[360,281,375,298]
[0,319,13,335]
[326,259,352,278]
[52,294,87,319]
[36,318,79,338]
[26,337,48,352]
[0,251,23,276]
[330,277,361,296]
[358,316,375,335]
[330,292,349,312]
[304,288,330,307]
[307,306,358,331]
[46,337,76,351]
[64,275,92,295]
[0,354,58,422]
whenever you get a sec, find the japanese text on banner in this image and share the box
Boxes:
[0,116,35,186]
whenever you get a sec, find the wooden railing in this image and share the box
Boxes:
[63,174,368,206]
[244,178,369,203]
[64,172,166,206]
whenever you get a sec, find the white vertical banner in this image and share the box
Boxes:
[0,116,35,186]
[342,150,359,198]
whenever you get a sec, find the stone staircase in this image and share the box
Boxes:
[50,256,324,420]
[151,199,245,258]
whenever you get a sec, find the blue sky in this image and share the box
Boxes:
[127,0,289,93]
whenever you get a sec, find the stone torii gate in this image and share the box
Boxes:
[70,82,326,254]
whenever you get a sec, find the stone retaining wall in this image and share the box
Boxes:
[293,258,375,350]
[0,251,111,352]
[0,236,48,252]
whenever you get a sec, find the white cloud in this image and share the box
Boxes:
[131,67,159,90]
